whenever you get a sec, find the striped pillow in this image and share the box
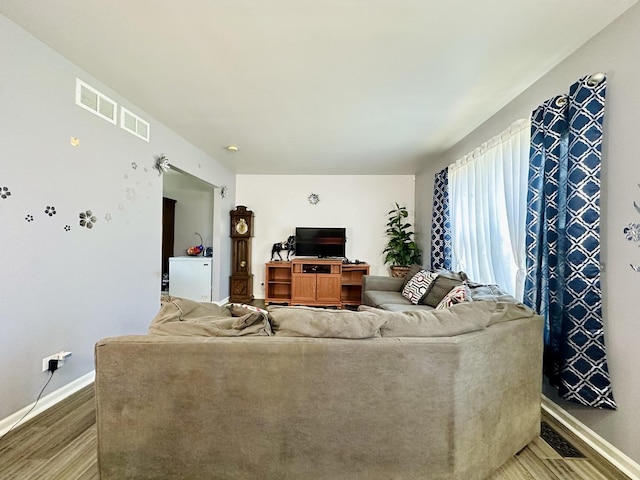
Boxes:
[435,283,472,310]
[401,270,438,304]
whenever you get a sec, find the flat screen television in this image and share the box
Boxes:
[295,227,346,258]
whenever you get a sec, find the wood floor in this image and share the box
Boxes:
[0,384,629,480]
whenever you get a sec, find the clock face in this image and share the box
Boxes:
[235,218,249,235]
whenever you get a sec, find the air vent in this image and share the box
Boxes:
[120,107,150,142]
[75,78,117,124]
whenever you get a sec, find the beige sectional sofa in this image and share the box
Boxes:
[95,297,543,480]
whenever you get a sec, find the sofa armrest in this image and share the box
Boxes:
[362,275,404,293]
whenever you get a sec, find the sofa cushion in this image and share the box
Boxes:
[359,303,491,337]
[267,305,385,338]
[149,313,271,337]
[488,301,537,325]
[360,300,536,337]
[401,269,438,304]
[400,263,424,289]
[149,297,272,337]
[365,290,413,308]
[467,282,518,303]
[157,295,232,319]
[435,283,473,310]
[421,270,467,307]
[379,303,435,312]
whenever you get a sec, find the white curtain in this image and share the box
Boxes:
[449,119,530,299]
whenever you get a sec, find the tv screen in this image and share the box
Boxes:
[295,227,346,258]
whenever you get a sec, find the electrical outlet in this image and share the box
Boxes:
[42,354,58,372]
[41,351,72,372]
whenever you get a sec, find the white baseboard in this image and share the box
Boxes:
[0,371,95,437]
[213,296,230,306]
[542,395,640,480]
[214,297,267,306]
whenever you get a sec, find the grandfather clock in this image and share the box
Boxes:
[229,206,254,303]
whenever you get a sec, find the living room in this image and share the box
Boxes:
[2,1,640,478]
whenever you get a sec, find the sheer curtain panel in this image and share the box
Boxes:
[449,119,530,299]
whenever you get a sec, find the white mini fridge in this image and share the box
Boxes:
[169,256,213,302]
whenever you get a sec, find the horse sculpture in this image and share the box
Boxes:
[271,235,295,261]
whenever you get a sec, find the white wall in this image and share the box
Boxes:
[415,3,640,464]
[0,14,235,422]
[237,175,415,298]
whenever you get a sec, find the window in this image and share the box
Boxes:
[448,119,530,299]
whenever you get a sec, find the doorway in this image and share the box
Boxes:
[162,168,218,299]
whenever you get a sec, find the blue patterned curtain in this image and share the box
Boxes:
[523,75,615,409]
[430,168,452,270]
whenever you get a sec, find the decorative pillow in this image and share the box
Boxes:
[421,270,467,307]
[435,283,473,310]
[401,269,438,304]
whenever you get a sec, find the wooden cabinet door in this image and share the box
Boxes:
[291,274,317,304]
[316,274,341,304]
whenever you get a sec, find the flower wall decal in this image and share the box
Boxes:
[126,187,136,202]
[2,143,160,239]
[308,193,320,205]
[623,223,640,242]
[3,147,160,238]
[79,210,97,229]
[625,183,640,272]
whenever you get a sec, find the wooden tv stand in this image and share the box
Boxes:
[265,259,369,308]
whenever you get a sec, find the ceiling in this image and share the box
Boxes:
[1,1,637,175]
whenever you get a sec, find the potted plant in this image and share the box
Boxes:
[383,203,422,277]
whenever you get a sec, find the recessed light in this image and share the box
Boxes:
[226,145,239,152]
